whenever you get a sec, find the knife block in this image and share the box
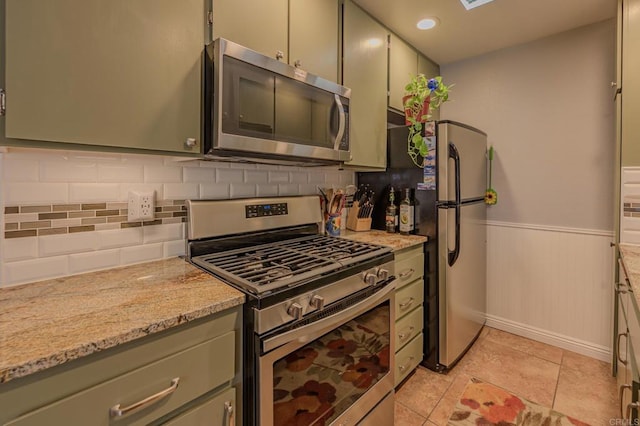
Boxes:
[346,201,372,232]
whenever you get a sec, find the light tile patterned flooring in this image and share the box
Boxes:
[394,326,618,425]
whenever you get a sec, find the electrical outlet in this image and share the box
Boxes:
[128,190,155,222]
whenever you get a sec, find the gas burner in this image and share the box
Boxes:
[263,266,294,283]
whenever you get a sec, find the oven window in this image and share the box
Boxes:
[272,302,390,426]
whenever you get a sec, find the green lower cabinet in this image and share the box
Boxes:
[163,387,236,426]
[395,333,423,387]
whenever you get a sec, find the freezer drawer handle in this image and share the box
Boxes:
[448,143,461,266]
[621,384,632,418]
[398,268,415,279]
[617,332,629,366]
[399,297,415,309]
[398,356,414,373]
[109,377,180,418]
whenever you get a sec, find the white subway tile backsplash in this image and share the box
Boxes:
[289,172,308,184]
[269,171,289,183]
[40,161,97,183]
[120,243,163,265]
[163,183,199,200]
[144,165,182,183]
[217,168,244,183]
[623,168,640,183]
[183,167,215,183]
[69,183,120,203]
[143,223,184,244]
[340,172,355,185]
[308,172,325,184]
[39,232,98,257]
[119,184,164,201]
[69,249,120,274]
[98,227,143,249]
[98,164,144,183]
[244,170,268,184]
[5,183,69,205]
[278,184,299,196]
[299,184,319,195]
[3,159,39,182]
[4,255,69,286]
[256,184,279,197]
[200,183,230,199]
[325,171,341,184]
[230,183,257,198]
[3,237,38,262]
[163,240,186,257]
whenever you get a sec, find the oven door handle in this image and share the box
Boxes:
[262,280,396,353]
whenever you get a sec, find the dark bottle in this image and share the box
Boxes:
[385,186,397,233]
[399,188,415,235]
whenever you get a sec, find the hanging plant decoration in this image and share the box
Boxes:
[403,75,453,167]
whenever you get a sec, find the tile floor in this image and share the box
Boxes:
[394,326,618,425]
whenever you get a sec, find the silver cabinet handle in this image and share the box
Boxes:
[618,332,629,365]
[398,326,415,341]
[294,59,302,68]
[618,283,629,294]
[398,356,415,373]
[621,384,632,418]
[109,377,179,418]
[399,268,415,279]
[225,401,235,426]
[275,50,284,61]
[628,402,640,421]
[399,297,415,309]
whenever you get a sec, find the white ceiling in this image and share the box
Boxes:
[353,0,617,64]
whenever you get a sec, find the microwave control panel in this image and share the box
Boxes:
[245,203,288,218]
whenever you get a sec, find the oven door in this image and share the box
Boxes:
[258,282,395,426]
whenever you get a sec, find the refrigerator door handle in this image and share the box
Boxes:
[448,204,461,266]
[448,142,461,205]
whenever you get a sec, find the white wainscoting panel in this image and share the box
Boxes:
[486,221,614,361]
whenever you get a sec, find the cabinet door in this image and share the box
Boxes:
[213,0,288,63]
[343,0,388,170]
[418,54,441,121]
[5,0,204,153]
[622,0,640,166]
[389,34,417,112]
[289,0,339,82]
[164,387,236,426]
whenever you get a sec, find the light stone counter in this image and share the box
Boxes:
[620,244,640,309]
[0,258,244,384]
[341,229,427,252]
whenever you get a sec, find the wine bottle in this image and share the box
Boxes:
[399,188,415,235]
[385,186,397,233]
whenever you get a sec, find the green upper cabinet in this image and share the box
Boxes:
[622,0,640,166]
[213,0,339,82]
[343,0,388,170]
[389,34,417,112]
[213,0,288,63]
[289,0,339,82]
[3,0,207,153]
[418,53,440,120]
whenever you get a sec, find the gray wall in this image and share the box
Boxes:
[441,19,616,231]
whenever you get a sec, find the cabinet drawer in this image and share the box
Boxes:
[395,251,424,290]
[395,333,423,387]
[164,387,236,426]
[7,332,235,426]
[395,306,423,352]
[395,279,424,321]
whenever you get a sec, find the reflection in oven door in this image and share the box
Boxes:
[258,283,395,426]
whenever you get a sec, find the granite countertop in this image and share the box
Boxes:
[0,258,244,384]
[620,244,640,309]
[341,229,427,251]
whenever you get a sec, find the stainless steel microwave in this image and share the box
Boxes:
[203,38,351,165]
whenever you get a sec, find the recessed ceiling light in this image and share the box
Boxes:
[459,0,495,10]
[417,18,438,30]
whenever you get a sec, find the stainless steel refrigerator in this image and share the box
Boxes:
[357,119,487,372]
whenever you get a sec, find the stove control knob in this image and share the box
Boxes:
[310,295,325,310]
[364,272,377,286]
[376,268,389,281]
[287,302,304,320]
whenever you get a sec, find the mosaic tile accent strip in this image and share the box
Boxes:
[4,200,186,239]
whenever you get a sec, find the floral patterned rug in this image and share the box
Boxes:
[448,378,590,426]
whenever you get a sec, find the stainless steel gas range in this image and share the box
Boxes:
[186,196,397,426]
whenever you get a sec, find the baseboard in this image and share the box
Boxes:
[485,314,612,362]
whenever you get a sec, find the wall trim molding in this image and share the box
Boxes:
[485,314,611,362]
[486,220,614,238]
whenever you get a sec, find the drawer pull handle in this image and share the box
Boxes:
[109,377,180,418]
[225,401,235,426]
[617,282,629,294]
[399,297,415,309]
[398,326,415,341]
[627,402,640,421]
[620,384,632,418]
[617,332,629,366]
[399,268,415,279]
[398,356,415,373]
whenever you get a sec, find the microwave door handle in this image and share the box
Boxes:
[334,94,346,150]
